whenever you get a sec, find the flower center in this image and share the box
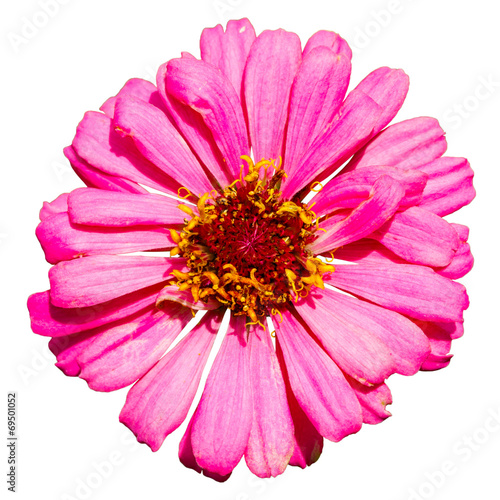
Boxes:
[170,156,334,324]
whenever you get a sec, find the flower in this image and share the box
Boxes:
[28,18,475,481]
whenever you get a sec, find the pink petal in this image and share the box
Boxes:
[274,308,362,441]
[347,377,393,425]
[119,309,224,449]
[303,30,352,60]
[166,57,250,180]
[417,157,476,216]
[351,67,409,136]
[414,320,455,371]
[200,19,256,99]
[244,325,294,478]
[155,286,220,311]
[67,188,187,227]
[415,319,464,340]
[47,306,170,378]
[28,285,163,337]
[78,303,191,391]
[311,175,404,254]
[370,206,460,267]
[156,62,231,188]
[331,238,405,265]
[311,285,430,376]
[284,46,351,176]
[49,255,186,308]
[244,29,302,162]
[326,262,469,323]
[294,289,397,385]
[72,112,180,195]
[451,223,469,242]
[311,166,427,217]
[281,89,382,198]
[434,224,473,279]
[99,78,166,119]
[332,235,473,280]
[64,146,147,194]
[190,315,252,476]
[49,329,99,377]
[421,353,453,371]
[275,342,323,468]
[345,117,447,172]
[113,97,214,196]
[36,212,175,264]
[39,193,69,221]
[179,420,231,482]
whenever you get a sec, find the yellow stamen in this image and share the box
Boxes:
[178,204,195,217]
[310,181,324,193]
[172,270,191,280]
[325,251,335,263]
[185,217,199,232]
[271,308,283,324]
[177,187,194,199]
[203,271,220,286]
[170,229,182,243]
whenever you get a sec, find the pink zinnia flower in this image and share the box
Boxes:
[28,19,475,481]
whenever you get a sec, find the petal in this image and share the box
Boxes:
[294,289,397,385]
[166,57,250,179]
[303,30,352,60]
[119,309,224,449]
[155,286,221,311]
[331,238,405,265]
[345,117,447,172]
[179,420,231,482]
[414,320,455,371]
[49,329,99,377]
[326,262,469,323]
[179,420,202,474]
[49,255,186,308]
[190,315,252,476]
[200,19,256,99]
[245,325,294,478]
[310,175,404,254]
[351,67,409,136]
[36,212,175,264]
[434,224,473,279]
[275,342,323,468]
[28,285,163,337]
[274,308,362,441]
[64,146,147,194]
[417,157,476,216]
[435,320,464,340]
[311,166,427,217]
[281,89,382,198]
[244,29,302,161]
[99,78,166,119]
[311,284,431,376]
[284,46,351,175]
[113,97,214,196]
[451,223,469,242]
[156,61,231,187]
[39,193,69,221]
[370,206,460,267]
[77,303,191,391]
[67,188,186,227]
[72,112,179,195]
[347,377,393,425]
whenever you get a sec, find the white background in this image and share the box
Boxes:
[2,0,499,499]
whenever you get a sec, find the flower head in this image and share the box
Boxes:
[28,19,475,481]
